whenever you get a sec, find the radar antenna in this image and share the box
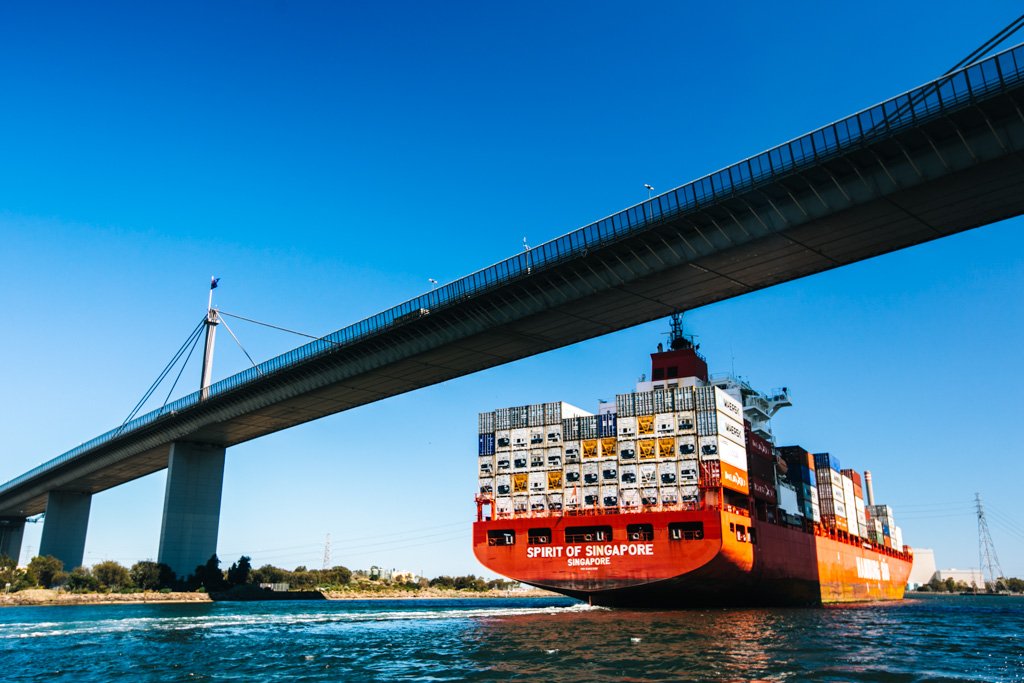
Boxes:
[667,313,697,351]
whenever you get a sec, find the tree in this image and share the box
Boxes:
[93,560,133,591]
[65,566,99,592]
[251,564,288,585]
[226,556,252,586]
[193,554,228,592]
[26,556,64,588]
[130,561,175,590]
[944,577,958,593]
[0,555,20,588]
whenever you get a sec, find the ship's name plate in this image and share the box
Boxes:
[527,543,655,567]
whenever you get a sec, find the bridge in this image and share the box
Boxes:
[3,43,1024,578]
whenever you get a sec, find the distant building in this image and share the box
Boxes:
[935,568,984,589]
[907,549,937,589]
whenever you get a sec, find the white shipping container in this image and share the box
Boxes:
[617,416,637,439]
[675,411,696,434]
[674,386,695,411]
[529,430,545,447]
[655,413,675,435]
[639,463,658,485]
[641,487,659,506]
[811,497,821,523]
[495,454,511,472]
[495,474,512,496]
[478,456,495,477]
[478,477,494,495]
[546,450,562,469]
[855,498,867,532]
[495,496,513,516]
[600,459,618,482]
[717,437,748,471]
[617,440,636,461]
[564,463,581,485]
[529,453,546,470]
[678,460,699,483]
[583,486,600,507]
[512,452,529,471]
[661,486,680,506]
[511,428,529,449]
[564,487,580,506]
[698,435,720,459]
[546,425,562,443]
[620,487,641,509]
[620,463,638,486]
[529,494,547,512]
[842,475,858,536]
[495,430,511,450]
[528,471,547,492]
[680,484,700,502]
[778,482,800,517]
[676,434,696,456]
[548,492,563,511]
[564,441,581,463]
[658,461,678,485]
[513,495,528,513]
[714,386,744,423]
[582,461,599,485]
[600,484,618,507]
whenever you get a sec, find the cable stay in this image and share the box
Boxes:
[218,310,342,347]
[117,316,206,433]
[218,315,263,376]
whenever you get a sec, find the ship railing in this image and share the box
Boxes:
[485,501,707,520]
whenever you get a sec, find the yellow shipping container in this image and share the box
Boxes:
[600,437,616,457]
[637,415,655,435]
[638,439,656,460]
[658,437,675,458]
[547,471,563,489]
[513,473,529,493]
[582,439,599,459]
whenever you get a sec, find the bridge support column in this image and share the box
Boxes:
[39,491,92,570]
[157,442,226,581]
[0,517,26,564]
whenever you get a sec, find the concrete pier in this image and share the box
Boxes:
[0,517,25,563]
[157,442,226,580]
[38,491,92,570]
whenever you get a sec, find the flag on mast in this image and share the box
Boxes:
[211,276,220,290]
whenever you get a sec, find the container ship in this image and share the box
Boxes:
[473,316,912,607]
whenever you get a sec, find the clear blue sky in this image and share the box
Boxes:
[1,2,1022,579]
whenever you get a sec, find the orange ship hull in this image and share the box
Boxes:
[473,508,912,607]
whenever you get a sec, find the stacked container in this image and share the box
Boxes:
[813,453,848,532]
[745,423,777,505]
[841,469,868,539]
[693,387,748,495]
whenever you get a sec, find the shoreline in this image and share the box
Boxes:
[0,587,558,608]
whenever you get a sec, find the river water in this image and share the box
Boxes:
[0,594,1021,681]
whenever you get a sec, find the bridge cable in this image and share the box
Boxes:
[218,310,340,346]
[117,317,206,431]
[160,321,206,408]
[218,315,264,376]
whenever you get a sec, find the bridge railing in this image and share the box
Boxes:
[3,43,1023,496]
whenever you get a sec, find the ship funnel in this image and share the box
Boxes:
[864,470,876,506]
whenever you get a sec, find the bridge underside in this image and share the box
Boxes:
[3,82,1024,518]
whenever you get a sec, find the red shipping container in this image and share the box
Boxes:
[749,475,777,504]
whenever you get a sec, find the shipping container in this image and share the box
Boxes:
[677,434,696,456]
[601,459,618,482]
[547,451,562,469]
[653,387,669,413]
[600,437,617,458]
[510,405,529,429]
[655,413,675,435]
[545,425,562,444]
[547,470,563,491]
[512,472,529,494]
[598,412,617,438]
[620,487,641,509]
[661,486,680,506]
[495,430,511,450]
[529,430,545,447]
[496,454,511,472]
[581,439,599,459]
[841,475,859,537]
[496,474,512,496]
[543,402,561,426]
[583,486,600,507]
[478,411,496,434]
[657,437,676,459]
[680,484,700,503]
[564,487,579,507]
[673,386,695,411]
[564,464,581,485]
[528,471,546,492]
[563,442,581,464]
[698,435,719,458]
[676,411,696,434]
[635,391,655,416]
[617,440,636,461]
[528,403,545,428]
[562,417,580,441]
[641,487,659,506]
[495,407,512,431]
[620,464,638,485]
[579,415,598,439]
[616,393,636,417]
[601,484,619,508]
[478,433,496,456]
[658,461,678,485]
[639,463,658,486]
[511,428,529,449]
[678,460,699,483]
[512,451,529,471]
[749,475,777,504]
[696,409,746,447]
[720,461,749,495]
[746,431,772,459]
[717,438,748,471]
[694,386,716,412]
[529,494,547,512]
[582,461,599,485]
[714,387,744,423]
[617,416,637,439]
[494,496,513,516]
[638,439,657,461]
[478,477,494,495]
[637,414,655,436]
[813,452,841,472]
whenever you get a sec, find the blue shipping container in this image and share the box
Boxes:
[813,452,841,472]
[598,413,617,438]
[478,433,495,456]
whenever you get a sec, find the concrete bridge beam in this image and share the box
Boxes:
[157,441,226,581]
[0,517,26,564]
[38,491,92,570]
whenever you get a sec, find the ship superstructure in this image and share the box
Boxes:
[473,315,912,606]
